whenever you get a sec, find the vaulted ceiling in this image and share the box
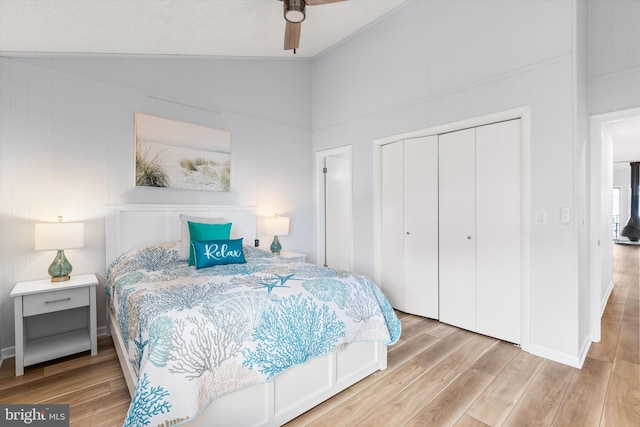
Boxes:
[0,0,407,58]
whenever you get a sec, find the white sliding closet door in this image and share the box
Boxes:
[476,120,521,343]
[380,137,439,318]
[404,136,439,318]
[438,120,521,343]
[378,117,523,343]
[439,128,477,331]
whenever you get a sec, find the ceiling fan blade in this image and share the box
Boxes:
[306,0,345,5]
[284,21,301,50]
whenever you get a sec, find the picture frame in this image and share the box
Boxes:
[134,113,231,191]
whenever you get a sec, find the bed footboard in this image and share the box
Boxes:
[108,308,386,426]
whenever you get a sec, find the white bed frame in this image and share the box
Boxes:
[105,204,387,426]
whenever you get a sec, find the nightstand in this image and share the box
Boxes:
[10,273,98,376]
[279,251,307,263]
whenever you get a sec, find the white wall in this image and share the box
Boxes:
[312,0,586,364]
[1,0,626,368]
[0,56,314,354]
[589,0,640,115]
[588,0,640,344]
[575,0,591,363]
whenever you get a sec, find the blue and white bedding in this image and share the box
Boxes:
[106,241,401,426]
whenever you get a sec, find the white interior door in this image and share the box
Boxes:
[380,142,405,310]
[404,136,439,318]
[599,139,613,312]
[439,128,477,331]
[324,155,352,271]
[475,119,521,343]
[592,119,614,342]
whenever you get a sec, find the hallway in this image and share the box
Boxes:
[578,243,640,425]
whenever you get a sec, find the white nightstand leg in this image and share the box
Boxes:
[90,285,97,356]
[14,296,24,376]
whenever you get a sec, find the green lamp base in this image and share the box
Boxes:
[48,249,72,282]
[270,235,282,255]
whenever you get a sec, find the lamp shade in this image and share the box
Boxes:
[264,216,290,236]
[35,222,84,250]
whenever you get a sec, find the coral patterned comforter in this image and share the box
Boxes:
[106,241,401,426]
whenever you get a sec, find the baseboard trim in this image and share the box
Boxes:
[528,323,596,369]
[1,346,15,363]
[590,280,615,343]
[601,280,615,316]
[577,335,591,368]
[526,343,582,368]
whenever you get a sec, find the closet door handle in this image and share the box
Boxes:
[467,235,472,240]
[406,232,410,235]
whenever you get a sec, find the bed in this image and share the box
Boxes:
[105,204,401,426]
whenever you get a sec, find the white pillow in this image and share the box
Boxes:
[179,214,226,260]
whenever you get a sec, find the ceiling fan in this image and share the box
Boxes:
[279,0,345,53]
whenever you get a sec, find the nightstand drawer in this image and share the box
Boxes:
[23,287,90,316]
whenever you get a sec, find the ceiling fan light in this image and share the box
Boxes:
[284,0,306,23]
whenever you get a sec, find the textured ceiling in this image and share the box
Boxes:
[0,0,407,58]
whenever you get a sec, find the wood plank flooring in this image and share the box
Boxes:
[1,244,638,426]
[0,335,130,426]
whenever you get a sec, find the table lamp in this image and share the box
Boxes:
[35,216,84,282]
[264,215,290,255]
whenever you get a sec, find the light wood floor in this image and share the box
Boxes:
[1,244,638,426]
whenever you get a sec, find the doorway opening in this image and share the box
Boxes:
[316,146,353,271]
[589,107,640,342]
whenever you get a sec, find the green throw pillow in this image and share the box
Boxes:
[187,221,232,265]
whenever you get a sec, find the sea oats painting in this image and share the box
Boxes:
[135,113,231,191]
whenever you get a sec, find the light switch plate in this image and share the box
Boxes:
[535,210,547,225]
[561,207,571,224]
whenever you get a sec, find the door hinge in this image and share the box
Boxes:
[323,167,328,174]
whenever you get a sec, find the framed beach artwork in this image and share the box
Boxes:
[134,113,231,191]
